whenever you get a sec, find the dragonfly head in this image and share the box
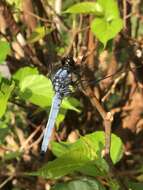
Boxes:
[61,56,75,69]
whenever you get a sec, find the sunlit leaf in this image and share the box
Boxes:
[64,2,103,16]
[31,132,116,179]
[91,0,123,46]
[51,132,123,164]
[19,74,54,107]
[13,67,39,82]
[56,109,67,127]
[0,41,11,64]
[65,0,123,46]
[0,80,15,118]
[62,97,81,112]
[91,17,123,47]
[19,74,81,111]
[28,26,53,43]
[6,0,21,9]
[97,0,120,19]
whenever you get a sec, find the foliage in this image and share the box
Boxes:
[65,0,123,46]
[0,41,11,64]
[0,80,15,118]
[51,178,106,190]
[0,0,142,190]
[31,132,123,181]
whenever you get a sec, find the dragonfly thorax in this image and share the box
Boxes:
[53,67,72,97]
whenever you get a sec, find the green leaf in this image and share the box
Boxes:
[6,0,21,9]
[51,140,109,177]
[19,74,80,112]
[108,179,120,190]
[0,80,15,118]
[91,17,123,47]
[51,132,123,164]
[64,2,103,16]
[51,178,106,190]
[51,141,71,157]
[13,67,39,82]
[128,182,143,190]
[28,26,53,43]
[19,74,54,107]
[0,74,2,83]
[56,109,67,127]
[3,151,21,161]
[0,41,11,64]
[80,159,109,177]
[110,132,124,163]
[90,0,123,46]
[65,0,123,46]
[32,132,123,179]
[30,133,107,179]
[30,146,92,179]
[0,121,10,144]
[97,0,120,19]
[62,97,81,113]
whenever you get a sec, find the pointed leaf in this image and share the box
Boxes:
[90,0,123,46]
[51,132,123,164]
[0,80,15,118]
[64,2,103,16]
[91,17,123,46]
[62,97,81,112]
[97,0,120,19]
[31,147,91,179]
[31,132,114,179]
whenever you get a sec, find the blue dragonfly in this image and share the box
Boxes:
[41,57,76,155]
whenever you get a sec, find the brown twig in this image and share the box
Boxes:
[0,175,14,189]
[0,1,44,69]
[40,0,69,31]
[81,86,113,157]
[20,125,42,151]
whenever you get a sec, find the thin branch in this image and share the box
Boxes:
[40,0,69,31]
[0,175,13,189]
[20,125,42,151]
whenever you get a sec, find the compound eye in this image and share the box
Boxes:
[61,56,75,67]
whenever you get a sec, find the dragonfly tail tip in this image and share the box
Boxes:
[40,150,46,159]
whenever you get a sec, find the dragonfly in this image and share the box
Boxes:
[40,56,76,156]
[40,42,143,156]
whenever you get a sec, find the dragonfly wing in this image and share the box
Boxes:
[41,93,62,154]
